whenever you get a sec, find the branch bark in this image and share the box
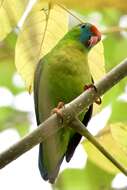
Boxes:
[0,59,127,170]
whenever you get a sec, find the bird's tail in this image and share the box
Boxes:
[38,143,64,183]
[65,105,93,162]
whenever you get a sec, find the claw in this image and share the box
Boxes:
[95,97,102,105]
[84,84,97,91]
[57,102,65,109]
[51,108,63,118]
[51,102,65,123]
[84,84,102,105]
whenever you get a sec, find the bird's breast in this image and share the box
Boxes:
[44,48,92,108]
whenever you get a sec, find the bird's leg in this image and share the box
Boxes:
[51,101,65,119]
[84,84,101,105]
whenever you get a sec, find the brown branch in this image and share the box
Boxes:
[0,59,127,169]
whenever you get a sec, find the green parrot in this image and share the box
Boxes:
[34,23,101,183]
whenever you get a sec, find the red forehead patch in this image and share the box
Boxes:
[91,25,101,37]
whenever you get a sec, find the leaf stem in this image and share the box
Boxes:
[57,3,84,24]
[56,5,127,36]
[72,118,127,176]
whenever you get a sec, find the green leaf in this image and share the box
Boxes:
[55,160,114,190]
[0,106,30,137]
[101,9,121,26]
[109,101,127,123]
[102,35,127,108]
[104,36,127,72]
[101,79,127,108]
[0,32,24,94]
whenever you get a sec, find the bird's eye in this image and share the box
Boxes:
[81,24,86,29]
[88,35,91,40]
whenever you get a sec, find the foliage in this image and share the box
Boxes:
[0,0,127,189]
[55,160,114,190]
[0,32,30,136]
[43,0,127,12]
[0,0,28,40]
[15,2,68,92]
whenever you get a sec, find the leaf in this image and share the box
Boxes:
[102,34,127,108]
[84,127,127,174]
[88,41,105,82]
[109,101,127,123]
[55,160,114,190]
[0,32,24,94]
[111,123,127,150]
[15,2,68,92]
[0,0,28,40]
[104,35,127,72]
[88,41,105,115]
[45,0,127,12]
[101,9,121,26]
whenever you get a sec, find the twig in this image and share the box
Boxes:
[57,3,84,24]
[56,5,127,36]
[113,188,127,190]
[71,118,127,176]
[102,26,127,35]
[0,59,127,169]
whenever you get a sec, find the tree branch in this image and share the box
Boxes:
[0,59,127,170]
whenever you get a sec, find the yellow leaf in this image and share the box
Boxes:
[45,0,127,12]
[88,41,105,82]
[88,41,105,115]
[84,126,127,174]
[15,2,68,92]
[111,122,127,149]
[0,0,28,40]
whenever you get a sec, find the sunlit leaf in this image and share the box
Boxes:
[88,41,105,115]
[0,0,28,40]
[55,160,114,190]
[111,123,127,150]
[88,41,105,82]
[15,2,68,92]
[44,0,127,12]
[84,126,127,174]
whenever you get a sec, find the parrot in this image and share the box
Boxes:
[34,23,101,183]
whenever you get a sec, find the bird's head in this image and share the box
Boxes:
[80,23,101,49]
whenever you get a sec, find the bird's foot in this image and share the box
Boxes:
[51,102,65,122]
[84,84,101,105]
